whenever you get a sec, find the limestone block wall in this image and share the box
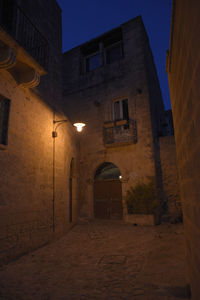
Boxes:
[159,136,181,219]
[167,0,200,298]
[63,17,165,218]
[0,70,79,264]
[144,29,166,211]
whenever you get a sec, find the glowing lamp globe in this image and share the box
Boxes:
[73,122,86,132]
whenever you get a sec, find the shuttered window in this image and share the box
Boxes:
[113,99,129,121]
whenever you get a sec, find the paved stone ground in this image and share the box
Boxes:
[0,220,189,300]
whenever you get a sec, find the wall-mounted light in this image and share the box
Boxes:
[73,122,86,132]
[52,119,67,138]
[52,120,86,137]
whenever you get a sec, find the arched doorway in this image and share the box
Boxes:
[94,162,123,219]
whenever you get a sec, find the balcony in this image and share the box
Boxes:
[0,0,49,87]
[103,119,137,147]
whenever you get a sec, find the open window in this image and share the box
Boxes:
[0,95,10,146]
[85,52,101,72]
[80,27,123,73]
[113,99,129,120]
[105,42,123,64]
[113,98,129,129]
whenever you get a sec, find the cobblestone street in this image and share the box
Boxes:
[0,221,189,300]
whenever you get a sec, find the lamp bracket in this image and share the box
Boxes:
[52,131,57,138]
[53,120,67,124]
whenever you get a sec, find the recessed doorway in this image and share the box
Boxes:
[94,162,122,219]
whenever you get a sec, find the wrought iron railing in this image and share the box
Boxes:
[103,119,137,146]
[0,0,49,70]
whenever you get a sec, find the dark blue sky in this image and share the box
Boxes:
[57,0,172,109]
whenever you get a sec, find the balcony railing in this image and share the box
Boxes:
[0,0,49,70]
[103,119,137,147]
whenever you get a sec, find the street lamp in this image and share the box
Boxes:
[73,122,86,132]
[52,120,86,137]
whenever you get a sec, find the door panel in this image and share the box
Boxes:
[94,180,122,219]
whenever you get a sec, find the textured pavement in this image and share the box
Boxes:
[0,220,189,300]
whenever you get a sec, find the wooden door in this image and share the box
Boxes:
[94,180,122,219]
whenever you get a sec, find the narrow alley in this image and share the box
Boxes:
[0,221,189,300]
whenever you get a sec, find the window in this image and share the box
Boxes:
[113,99,129,129]
[113,99,129,121]
[1,0,15,34]
[106,42,123,64]
[0,96,10,145]
[80,27,124,73]
[86,52,101,72]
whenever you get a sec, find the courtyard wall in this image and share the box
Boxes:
[159,136,181,220]
[63,17,165,219]
[167,0,200,298]
[0,0,79,264]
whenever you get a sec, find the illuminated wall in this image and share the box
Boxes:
[0,0,79,264]
[167,0,200,298]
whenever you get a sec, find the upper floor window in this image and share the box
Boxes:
[80,27,123,74]
[0,96,10,145]
[113,98,129,129]
[106,42,123,64]
[0,0,15,33]
[113,99,129,121]
[86,52,101,72]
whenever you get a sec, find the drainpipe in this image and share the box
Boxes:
[52,111,56,232]
[52,115,68,232]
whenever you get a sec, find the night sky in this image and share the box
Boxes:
[57,0,172,109]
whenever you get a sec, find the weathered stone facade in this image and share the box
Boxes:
[63,17,173,221]
[0,0,79,264]
[159,136,181,221]
[167,0,200,298]
[0,0,181,265]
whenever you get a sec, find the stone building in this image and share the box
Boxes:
[0,0,79,264]
[0,0,180,265]
[62,16,180,222]
[167,0,200,298]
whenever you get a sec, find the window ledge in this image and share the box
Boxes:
[104,122,114,128]
[116,119,127,126]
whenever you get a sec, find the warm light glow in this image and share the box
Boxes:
[119,175,122,179]
[73,122,86,132]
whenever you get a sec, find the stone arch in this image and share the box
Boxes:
[94,162,122,180]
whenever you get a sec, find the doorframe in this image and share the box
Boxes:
[69,158,74,223]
